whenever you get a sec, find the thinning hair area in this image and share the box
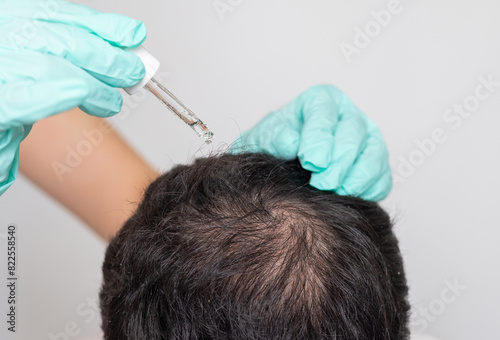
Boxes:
[100,153,409,340]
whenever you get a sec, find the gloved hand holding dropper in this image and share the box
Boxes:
[0,0,147,194]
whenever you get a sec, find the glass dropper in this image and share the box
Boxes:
[124,46,214,144]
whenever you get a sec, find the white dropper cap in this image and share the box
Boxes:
[124,46,160,95]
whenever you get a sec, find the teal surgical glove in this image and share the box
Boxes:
[0,0,147,195]
[231,84,392,201]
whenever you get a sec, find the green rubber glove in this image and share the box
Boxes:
[231,84,392,201]
[0,0,147,195]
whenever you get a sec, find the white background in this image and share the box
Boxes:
[1,0,499,339]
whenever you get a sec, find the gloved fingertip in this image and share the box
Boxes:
[361,190,386,202]
[335,187,350,197]
[298,147,331,172]
[338,177,370,198]
[359,173,393,202]
[122,53,146,87]
[309,169,341,191]
[79,88,123,117]
[300,159,324,173]
[270,128,300,159]
[358,188,386,201]
[87,47,147,88]
[107,17,147,48]
[105,92,124,116]
[129,21,147,47]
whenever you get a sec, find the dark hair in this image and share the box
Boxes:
[100,153,409,339]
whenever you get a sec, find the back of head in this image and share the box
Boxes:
[100,153,409,339]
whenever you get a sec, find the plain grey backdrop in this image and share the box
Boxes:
[0,0,499,339]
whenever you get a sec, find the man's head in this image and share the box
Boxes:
[100,153,409,339]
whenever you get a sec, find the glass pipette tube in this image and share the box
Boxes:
[144,78,214,144]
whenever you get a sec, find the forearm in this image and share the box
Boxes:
[19,108,159,241]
